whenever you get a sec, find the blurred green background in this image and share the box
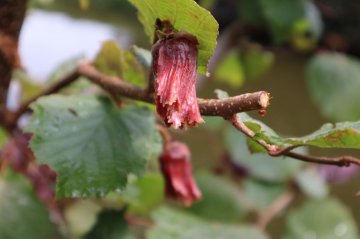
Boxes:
[16,0,360,237]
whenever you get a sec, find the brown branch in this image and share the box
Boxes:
[77,63,153,102]
[229,115,360,167]
[78,63,269,116]
[198,92,269,117]
[256,190,295,230]
[284,151,360,167]
[229,115,279,153]
[157,124,172,149]
[8,62,269,129]
[147,71,155,95]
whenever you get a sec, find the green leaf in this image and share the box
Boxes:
[290,1,323,51]
[240,111,360,149]
[85,210,134,239]
[122,173,164,216]
[94,41,145,87]
[285,121,360,149]
[284,198,359,239]
[306,53,360,121]
[232,110,360,150]
[240,0,322,44]
[0,172,57,239]
[94,41,123,78]
[260,0,321,43]
[188,172,253,222]
[295,168,328,199]
[225,126,304,182]
[243,112,360,149]
[247,137,267,154]
[239,0,264,24]
[218,89,360,150]
[214,50,244,87]
[79,0,89,10]
[129,0,219,74]
[240,44,274,80]
[290,19,316,51]
[26,95,162,198]
[243,179,286,210]
[148,207,269,239]
[0,127,7,148]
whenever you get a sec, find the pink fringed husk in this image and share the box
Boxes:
[159,141,202,206]
[152,33,203,129]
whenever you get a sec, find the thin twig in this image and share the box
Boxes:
[9,61,360,167]
[77,63,152,102]
[285,151,360,167]
[147,68,155,95]
[229,115,279,153]
[10,70,80,124]
[256,191,295,230]
[156,124,172,149]
[79,63,270,116]
[8,62,269,127]
[229,115,360,167]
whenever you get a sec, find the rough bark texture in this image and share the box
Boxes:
[198,91,270,117]
[0,0,28,122]
[12,63,270,124]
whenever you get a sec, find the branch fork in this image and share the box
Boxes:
[229,115,360,167]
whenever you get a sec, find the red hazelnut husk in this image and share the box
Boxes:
[152,33,203,129]
[159,141,202,206]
